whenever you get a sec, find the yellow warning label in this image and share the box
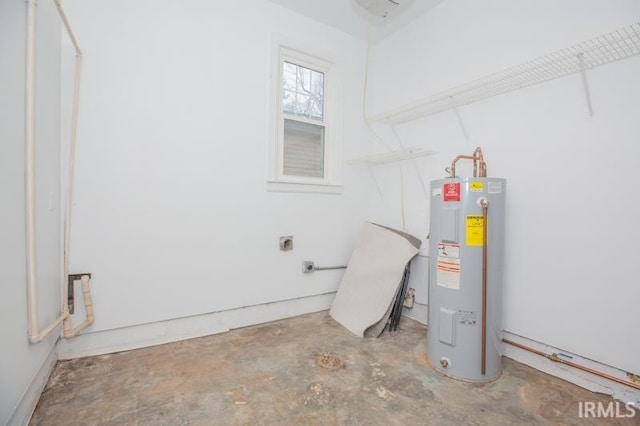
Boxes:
[466,215,484,246]
[470,181,484,192]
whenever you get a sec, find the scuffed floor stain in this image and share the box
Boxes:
[30,311,631,425]
[419,352,431,369]
[304,382,332,407]
[374,385,395,401]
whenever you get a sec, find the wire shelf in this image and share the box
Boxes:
[372,22,640,124]
[348,147,437,165]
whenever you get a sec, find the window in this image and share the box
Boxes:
[267,45,342,194]
[281,59,326,178]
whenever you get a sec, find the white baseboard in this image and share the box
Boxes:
[402,301,427,325]
[502,331,640,406]
[58,292,335,360]
[7,343,58,426]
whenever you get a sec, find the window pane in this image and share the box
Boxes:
[282,89,296,115]
[283,119,324,178]
[282,61,324,121]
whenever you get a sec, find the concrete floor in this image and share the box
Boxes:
[32,311,635,425]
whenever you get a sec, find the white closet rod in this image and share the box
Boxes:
[372,22,640,124]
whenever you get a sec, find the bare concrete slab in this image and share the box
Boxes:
[31,311,636,425]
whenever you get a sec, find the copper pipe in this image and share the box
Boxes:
[480,198,489,375]
[449,147,487,178]
[503,338,547,357]
[473,147,487,177]
[503,338,640,391]
[449,155,476,178]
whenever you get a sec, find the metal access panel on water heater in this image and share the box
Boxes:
[427,177,506,382]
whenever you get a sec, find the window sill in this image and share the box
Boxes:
[266,180,343,194]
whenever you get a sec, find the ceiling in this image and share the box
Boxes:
[268,0,445,43]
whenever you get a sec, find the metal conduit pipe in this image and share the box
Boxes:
[54,0,82,287]
[314,266,347,271]
[53,0,95,337]
[25,0,71,344]
[502,338,640,391]
[26,0,93,343]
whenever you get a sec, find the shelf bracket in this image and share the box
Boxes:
[390,126,429,199]
[577,53,594,117]
[450,96,470,143]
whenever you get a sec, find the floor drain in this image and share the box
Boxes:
[315,353,345,371]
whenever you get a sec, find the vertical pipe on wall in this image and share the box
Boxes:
[53,0,82,297]
[25,0,40,342]
[480,198,489,375]
[26,0,70,344]
[390,125,428,199]
[55,0,94,338]
[26,0,93,343]
[25,0,60,342]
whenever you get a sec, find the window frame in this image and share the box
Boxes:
[267,41,343,194]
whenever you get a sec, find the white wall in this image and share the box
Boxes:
[0,0,63,423]
[61,0,371,336]
[367,0,640,374]
[4,0,637,420]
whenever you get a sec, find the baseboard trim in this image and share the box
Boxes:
[502,331,640,406]
[57,292,336,360]
[402,301,427,325]
[7,342,58,426]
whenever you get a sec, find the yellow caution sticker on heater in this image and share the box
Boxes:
[466,215,484,246]
[470,181,484,192]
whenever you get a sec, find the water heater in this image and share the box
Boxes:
[427,148,506,382]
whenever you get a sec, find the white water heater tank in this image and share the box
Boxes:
[427,177,506,382]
